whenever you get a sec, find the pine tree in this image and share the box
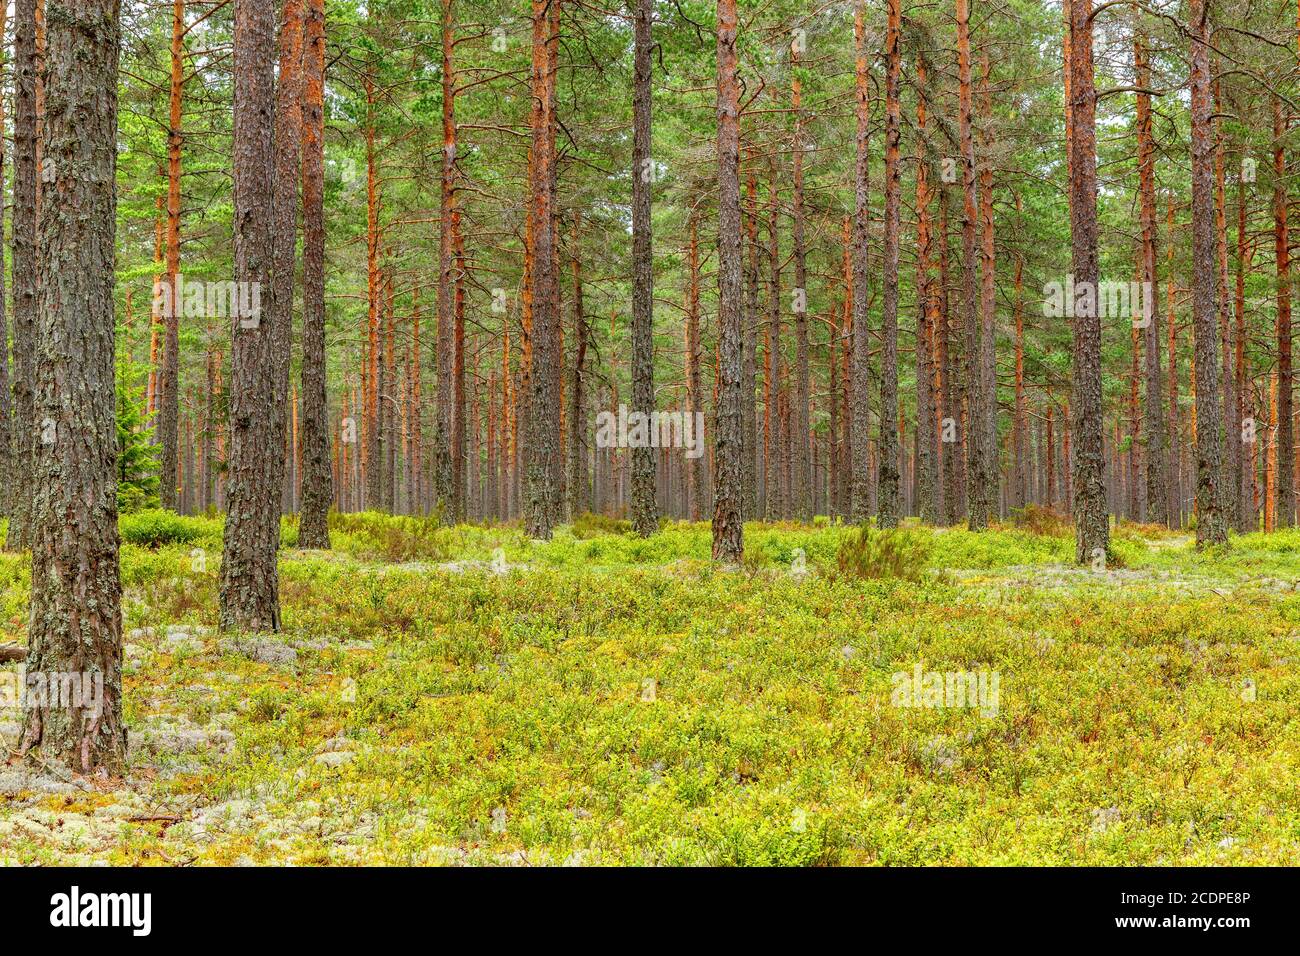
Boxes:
[117,365,161,513]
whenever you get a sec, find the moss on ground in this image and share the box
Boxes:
[0,513,1296,865]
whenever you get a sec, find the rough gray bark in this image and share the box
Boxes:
[877,0,902,528]
[0,6,10,526]
[523,0,561,538]
[220,0,284,631]
[1012,251,1025,509]
[629,0,657,536]
[433,0,457,523]
[1189,0,1227,547]
[298,0,331,549]
[1273,95,1293,530]
[1068,0,1110,562]
[957,0,988,531]
[19,0,125,773]
[5,0,38,551]
[712,0,743,562]
[850,0,872,524]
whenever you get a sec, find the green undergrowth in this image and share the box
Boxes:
[0,512,1296,865]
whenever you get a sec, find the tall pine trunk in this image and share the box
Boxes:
[435,0,458,522]
[20,0,125,772]
[5,0,38,551]
[0,4,10,528]
[523,0,561,538]
[158,0,185,510]
[878,0,902,527]
[712,0,743,562]
[629,0,657,537]
[1189,0,1228,546]
[363,83,381,510]
[1068,0,1109,561]
[1273,96,1293,528]
[299,0,331,548]
[957,0,987,530]
[850,0,872,523]
[219,0,286,631]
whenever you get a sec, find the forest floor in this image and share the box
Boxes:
[0,511,1297,865]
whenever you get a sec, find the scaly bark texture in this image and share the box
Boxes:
[850,0,872,523]
[298,0,331,549]
[629,0,657,536]
[0,4,10,526]
[523,0,561,538]
[20,0,125,773]
[712,0,744,563]
[1189,0,1228,546]
[1273,96,1293,528]
[5,0,38,551]
[1068,0,1109,562]
[434,0,458,522]
[363,82,381,510]
[1013,245,1025,508]
[877,0,902,528]
[957,0,987,530]
[220,0,284,631]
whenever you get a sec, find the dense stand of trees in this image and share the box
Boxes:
[5,0,1300,771]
